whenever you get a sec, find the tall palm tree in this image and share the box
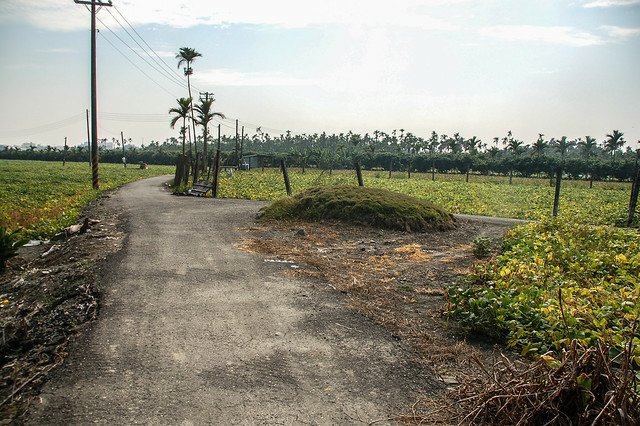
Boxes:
[176,47,202,157]
[531,133,548,157]
[194,97,225,162]
[169,97,192,156]
[578,136,598,188]
[604,130,625,160]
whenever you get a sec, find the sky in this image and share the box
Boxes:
[0,0,639,149]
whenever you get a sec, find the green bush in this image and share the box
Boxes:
[259,185,455,232]
[0,227,28,272]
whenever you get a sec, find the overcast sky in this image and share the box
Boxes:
[0,0,639,148]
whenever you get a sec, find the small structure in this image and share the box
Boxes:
[187,180,213,197]
[240,154,271,170]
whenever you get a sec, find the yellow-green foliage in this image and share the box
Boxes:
[259,185,455,232]
[447,218,640,361]
[217,169,630,225]
[0,160,173,237]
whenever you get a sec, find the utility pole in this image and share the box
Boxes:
[217,124,221,151]
[235,119,239,166]
[241,125,245,161]
[75,0,112,189]
[120,131,127,168]
[198,91,214,162]
[85,109,91,166]
[199,91,214,102]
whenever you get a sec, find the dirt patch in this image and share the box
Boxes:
[238,217,517,422]
[0,195,125,422]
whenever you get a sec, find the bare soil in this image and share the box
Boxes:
[0,194,125,423]
[238,217,517,422]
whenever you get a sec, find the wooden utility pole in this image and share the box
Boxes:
[120,131,126,168]
[85,109,91,166]
[240,126,245,162]
[217,124,221,151]
[235,119,239,166]
[75,0,112,189]
[63,137,67,166]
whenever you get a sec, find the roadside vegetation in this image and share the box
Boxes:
[0,160,173,238]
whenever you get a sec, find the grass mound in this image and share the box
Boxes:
[259,185,455,232]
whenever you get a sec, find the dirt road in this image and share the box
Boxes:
[28,176,436,425]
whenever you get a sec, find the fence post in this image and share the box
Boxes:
[355,160,364,187]
[552,167,562,217]
[280,159,292,196]
[212,150,221,198]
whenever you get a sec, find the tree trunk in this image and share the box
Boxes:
[509,170,513,185]
[389,159,393,179]
[466,170,469,183]
[553,167,562,217]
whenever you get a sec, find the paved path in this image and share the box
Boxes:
[29,176,435,425]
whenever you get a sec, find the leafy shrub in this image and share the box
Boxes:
[472,236,494,258]
[447,218,640,360]
[0,227,28,272]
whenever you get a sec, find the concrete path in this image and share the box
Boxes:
[28,176,435,425]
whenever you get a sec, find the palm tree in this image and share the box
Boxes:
[604,130,625,160]
[176,47,202,157]
[169,97,192,156]
[531,134,548,157]
[578,136,598,188]
[551,136,575,216]
[194,97,225,162]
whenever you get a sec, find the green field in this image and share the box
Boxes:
[1,161,633,238]
[217,168,632,225]
[0,160,173,237]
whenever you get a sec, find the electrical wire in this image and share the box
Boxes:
[104,7,188,90]
[98,31,180,98]
[0,113,85,138]
[96,16,188,93]
[111,5,198,91]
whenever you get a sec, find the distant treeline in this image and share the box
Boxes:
[2,129,638,181]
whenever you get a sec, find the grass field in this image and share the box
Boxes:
[0,161,633,237]
[0,160,173,237]
[217,168,632,226]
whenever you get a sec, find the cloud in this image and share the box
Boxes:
[583,0,640,8]
[600,25,640,39]
[193,69,319,87]
[1,0,459,32]
[479,25,606,47]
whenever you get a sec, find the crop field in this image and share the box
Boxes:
[217,168,632,225]
[0,160,173,237]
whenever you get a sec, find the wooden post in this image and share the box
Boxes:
[193,154,200,184]
[388,158,393,179]
[280,159,292,196]
[212,149,221,198]
[355,160,364,187]
[552,167,562,217]
[63,136,67,166]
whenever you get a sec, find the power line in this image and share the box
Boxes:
[98,30,180,98]
[111,5,195,90]
[0,113,85,138]
[103,7,188,90]
[96,15,188,93]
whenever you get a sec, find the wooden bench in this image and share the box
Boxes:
[188,180,213,197]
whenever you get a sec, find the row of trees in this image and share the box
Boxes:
[3,128,639,182]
